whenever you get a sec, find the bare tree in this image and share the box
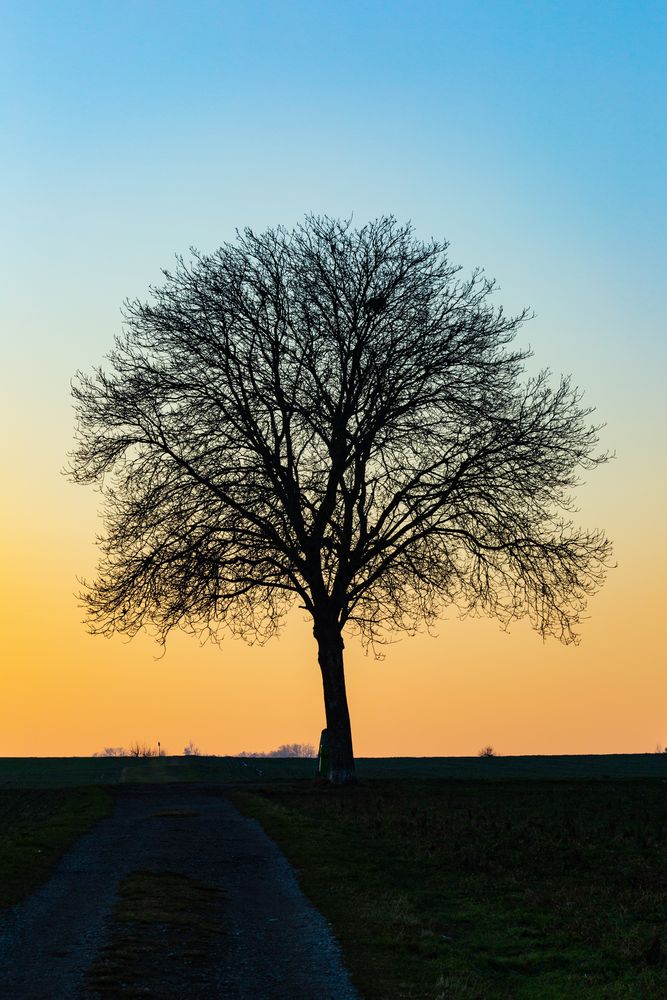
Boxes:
[68,216,612,784]
[128,741,158,758]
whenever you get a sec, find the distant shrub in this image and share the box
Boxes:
[183,740,201,756]
[93,747,127,757]
[128,741,159,758]
[238,743,316,758]
[478,745,496,758]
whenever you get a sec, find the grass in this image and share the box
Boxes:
[0,786,112,908]
[1,753,666,787]
[231,779,667,1000]
[0,754,314,787]
[86,871,226,998]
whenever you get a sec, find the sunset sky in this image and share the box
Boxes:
[1,1,665,757]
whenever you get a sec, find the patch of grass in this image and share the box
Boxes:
[0,786,112,908]
[231,780,667,1000]
[0,757,133,787]
[87,871,225,998]
[152,809,201,818]
[119,756,204,783]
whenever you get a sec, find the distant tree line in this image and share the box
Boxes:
[237,743,316,758]
[92,740,202,757]
[93,742,164,757]
[93,741,312,757]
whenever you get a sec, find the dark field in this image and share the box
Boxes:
[1,752,667,786]
[0,786,111,908]
[232,779,667,999]
[2,756,667,999]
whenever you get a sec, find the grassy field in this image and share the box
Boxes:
[2,755,667,998]
[231,779,667,1000]
[0,754,313,787]
[0,786,112,908]
[1,753,666,787]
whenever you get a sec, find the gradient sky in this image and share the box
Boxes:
[1,1,665,757]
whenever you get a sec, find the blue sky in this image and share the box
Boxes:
[2,2,664,357]
[2,0,664,525]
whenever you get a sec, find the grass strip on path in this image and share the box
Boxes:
[86,870,226,998]
[231,779,667,1000]
[0,786,112,908]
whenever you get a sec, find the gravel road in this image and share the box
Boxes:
[0,784,359,999]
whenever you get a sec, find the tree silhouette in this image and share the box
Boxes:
[68,216,612,783]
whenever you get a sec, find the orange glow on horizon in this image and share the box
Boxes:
[1,475,664,759]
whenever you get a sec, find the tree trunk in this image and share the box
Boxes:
[313,616,356,785]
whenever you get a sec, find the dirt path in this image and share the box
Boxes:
[0,785,359,999]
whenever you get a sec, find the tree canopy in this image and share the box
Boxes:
[69,216,612,781]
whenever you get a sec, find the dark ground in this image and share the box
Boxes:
[233,779,667,1000]
[0,784,359,999]
[2,752,666,788]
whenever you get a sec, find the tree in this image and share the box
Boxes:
[269,743,316,758]
[238,744,317,758]
[68,216,612,784]
[128,741,158,757]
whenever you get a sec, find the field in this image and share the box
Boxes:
[1,755,667,999]
[1,752,667,787]
[0,786,111,908]
[232,779,667,999]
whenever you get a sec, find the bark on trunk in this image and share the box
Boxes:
[313,616,356,785]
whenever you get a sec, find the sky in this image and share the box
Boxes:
[1,1,665,757]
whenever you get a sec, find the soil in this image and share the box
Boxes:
[0,784,359,999]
